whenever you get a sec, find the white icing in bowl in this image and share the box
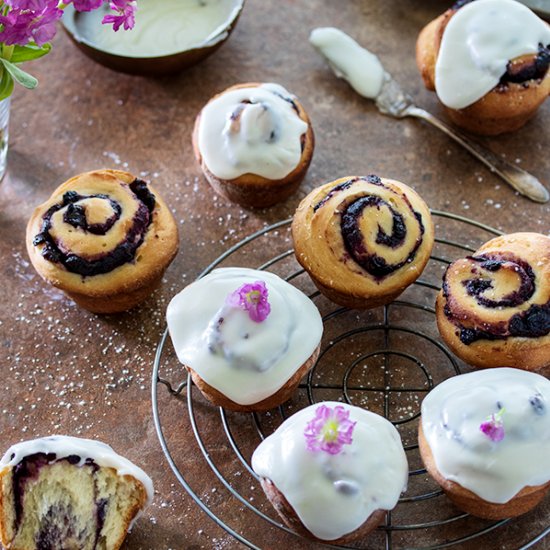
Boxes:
[252,402,408,541]
[421,368,550,503]
[435,0,550,109]
[166,268,323,406]
[197,84,309,181]
[309,27,386,100]
[66,0,243,58]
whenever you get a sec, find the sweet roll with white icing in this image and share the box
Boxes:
[166,268,323,412]
[252,402,408,542]
[419,368,550,519]
[193,83,314,207]
[416,0,550,135]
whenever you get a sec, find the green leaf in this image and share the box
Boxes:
[0,70,14,101]
[0,58,38,90]
[10,43,51,63]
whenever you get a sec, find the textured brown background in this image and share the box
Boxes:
[1,1,549,549]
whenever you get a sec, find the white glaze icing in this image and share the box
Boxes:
[166,268,323,406]
[421,368,550,503]
[309,27,386,99]
[72,0,243,58]
[197,84,309,180]
[435,0,550,109]
[252,402,408,541]
[0,435,154,505]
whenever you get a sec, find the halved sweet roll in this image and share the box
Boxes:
[0,436,153,550]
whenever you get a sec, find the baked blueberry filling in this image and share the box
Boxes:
[313,175,383,213]
[35,503,80,550]
[462,254,535,308]
[501,44,550,85]
[32,179,156,277]
[443,253,549,344]
[339,187,424,279]
[12,453,109,548]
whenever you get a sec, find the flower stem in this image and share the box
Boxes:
[1,44,13,62]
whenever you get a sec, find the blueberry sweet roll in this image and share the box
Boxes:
[292,175,434,309]
[26,169,179,313]
[436,232,550,371]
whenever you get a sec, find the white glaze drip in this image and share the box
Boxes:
[309,27,386,99]
[252,402,408,541]
[72,0,243,58]
[421,368,550,503]
[166,268,323,406]
[0,435,154,506]
[435,0,550,109]
[197,84,309,180]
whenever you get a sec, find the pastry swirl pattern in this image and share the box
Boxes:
[442,248,549,345]
[26,170,179,312]
[32,179,155,277]
[292,175,434,307]
[436,232,550,371]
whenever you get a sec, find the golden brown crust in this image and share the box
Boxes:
[291,176,434,309]
[416,7,550,135]
[418,423,550,519]
[259,477,386,544]
[436,232,550,372]
[192,82,315,208]
[26,169,179,314]
[0,467,14,548]
[186,344,320,412]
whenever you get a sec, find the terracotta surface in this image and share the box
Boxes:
[0,1,549,549]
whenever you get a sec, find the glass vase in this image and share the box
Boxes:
[0,97,10,181]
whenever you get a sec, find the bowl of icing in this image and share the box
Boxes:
[62,0,245,76]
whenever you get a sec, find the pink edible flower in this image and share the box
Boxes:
[226,280,271,323]
[102,0,136,31]
[0,1,62,46]
[480,408,505,443]
[71,0,104,12]
[304,405,356,455]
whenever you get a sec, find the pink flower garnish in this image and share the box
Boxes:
[304,405,356,455]
[71,0,104,12]
[480,408,505,443]
[226,280,270,323]
[0,1,62,46]
[102,0,136,31]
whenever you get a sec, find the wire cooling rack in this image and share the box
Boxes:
[151,211,550,549]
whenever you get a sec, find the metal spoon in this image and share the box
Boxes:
[374,75,549,203]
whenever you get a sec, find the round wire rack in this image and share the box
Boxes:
[152,211,550,549]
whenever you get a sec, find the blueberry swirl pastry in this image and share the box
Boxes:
[416,0,550,135]
[26,170,179,314]
[0,436,153,550]
[291,176,435,309]
[193,82,314,208]
[436,232,550,372]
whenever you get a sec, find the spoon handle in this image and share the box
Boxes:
[406,106,549,203]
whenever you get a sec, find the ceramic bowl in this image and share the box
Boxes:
[61,0,245,76]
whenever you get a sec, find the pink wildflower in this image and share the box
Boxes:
[0,2,62,46]
[102,0,136,31]
[480,408,505,443]
[226,280,271,323]
[71,0,104,11]
[304,405,356,455]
